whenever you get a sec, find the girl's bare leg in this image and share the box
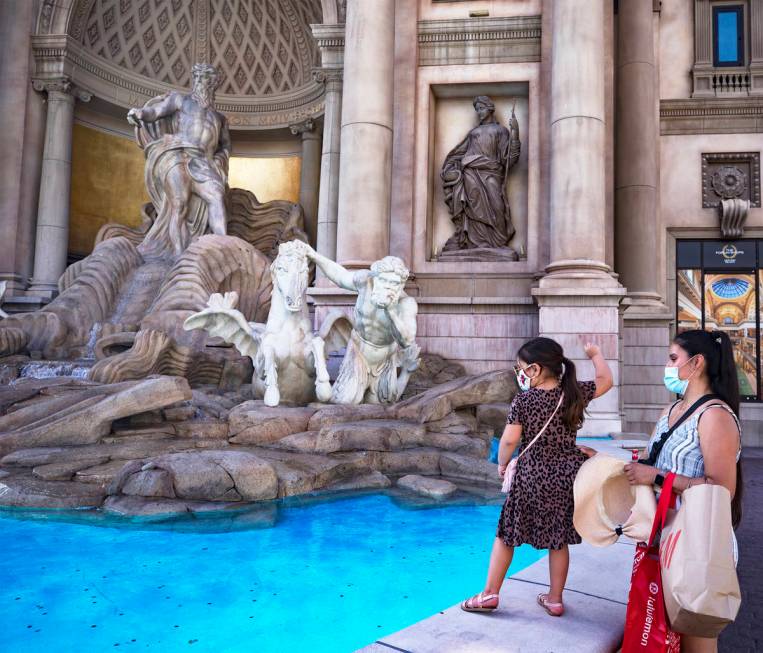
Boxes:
[548,545,569,603]
[484,537,515,595]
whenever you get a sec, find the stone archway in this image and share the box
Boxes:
[34,0,331,129]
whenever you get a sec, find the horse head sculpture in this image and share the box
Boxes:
[271,241,310,313]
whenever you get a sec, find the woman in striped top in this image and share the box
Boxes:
[624,329,742,653]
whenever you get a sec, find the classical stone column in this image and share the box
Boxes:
[0,0,34,293]
[615,0,672,432]
[27,78,91,299]
[314,68,343,263]
[334,0,395,268]
[290,118,322,248]
[533,0,625,435]
[615,0,662,306]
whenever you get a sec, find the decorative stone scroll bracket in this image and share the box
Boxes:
[701,151,761,240]
[289,117,317,137]
[312,67,343,91]
[718,198,751,239]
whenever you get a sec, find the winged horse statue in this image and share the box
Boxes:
[183,240,350,406]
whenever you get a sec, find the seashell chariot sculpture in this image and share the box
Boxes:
[0,62,421,405]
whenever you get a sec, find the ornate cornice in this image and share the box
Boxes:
[660,97,763,134]
[31,33,325,130]
[310,23,346,50]
[417,15,541,65]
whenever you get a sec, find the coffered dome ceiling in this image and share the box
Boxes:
[81,0,322,96]
[33,0,331,129]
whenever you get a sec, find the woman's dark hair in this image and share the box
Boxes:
[673,329,743,528]
[517,336,586,431]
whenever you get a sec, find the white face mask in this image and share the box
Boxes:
[515,364,537,392]
[663,356,697,395]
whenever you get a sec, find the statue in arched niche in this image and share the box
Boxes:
[127,63,230,258]
[440,95,520,261]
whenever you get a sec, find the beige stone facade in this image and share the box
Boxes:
[0,0,761,440]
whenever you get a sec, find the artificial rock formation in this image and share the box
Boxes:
[0,369,512,516]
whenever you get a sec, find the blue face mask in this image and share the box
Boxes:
[663,357,696,395]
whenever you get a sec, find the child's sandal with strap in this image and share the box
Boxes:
[537,593,564,617]
[460,591,499,613]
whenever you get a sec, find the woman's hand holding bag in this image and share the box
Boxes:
[659,482,741,637]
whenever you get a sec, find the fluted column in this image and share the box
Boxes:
[314,68,343,262]
[533,0,625,435]
[28,78,91,299]
[290,118,322,248]
[334,0,395,268]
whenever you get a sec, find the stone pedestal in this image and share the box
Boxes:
[334,0,395,268]
[27,79,90,299]
[290,118,322,248]
[534,0,625,435]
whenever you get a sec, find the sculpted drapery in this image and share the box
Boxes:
[128,64,231,259]
[441,95,520,255]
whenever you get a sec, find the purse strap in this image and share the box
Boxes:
[642,393,718,466]
[516,392,565,462]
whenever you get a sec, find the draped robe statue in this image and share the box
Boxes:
[127,63,230,258]
[440,96,520,260]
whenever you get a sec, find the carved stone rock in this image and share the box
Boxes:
[397,474,458,499]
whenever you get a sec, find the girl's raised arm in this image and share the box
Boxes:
[584,342,613,398]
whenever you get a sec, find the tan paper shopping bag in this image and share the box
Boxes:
[659,483,741,638]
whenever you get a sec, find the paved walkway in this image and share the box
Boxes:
[719,447,763,652]
[356,439,636,652]
[356,541,633,653]
[356,442,763,652]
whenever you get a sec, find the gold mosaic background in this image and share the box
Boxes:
[69,124,302,256]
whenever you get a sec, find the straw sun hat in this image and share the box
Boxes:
[573,454,657,546]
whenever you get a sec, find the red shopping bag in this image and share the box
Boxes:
[621,473,681,653]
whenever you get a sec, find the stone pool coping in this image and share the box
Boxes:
[356,439,637,653]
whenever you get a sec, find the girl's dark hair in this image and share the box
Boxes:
[517,336,586,431]
[673,329,743,528]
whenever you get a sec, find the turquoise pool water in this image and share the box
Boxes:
[0,492,545,653]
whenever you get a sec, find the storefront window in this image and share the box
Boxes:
[676,240,760,401]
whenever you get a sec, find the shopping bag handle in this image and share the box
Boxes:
[647,472,676,547]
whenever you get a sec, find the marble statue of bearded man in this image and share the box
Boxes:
[440,95,520,258]
[127,63,231,258]
[299,242,420,405]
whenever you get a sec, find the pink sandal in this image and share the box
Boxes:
[460,591,499,613]
[537,593,564,617]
